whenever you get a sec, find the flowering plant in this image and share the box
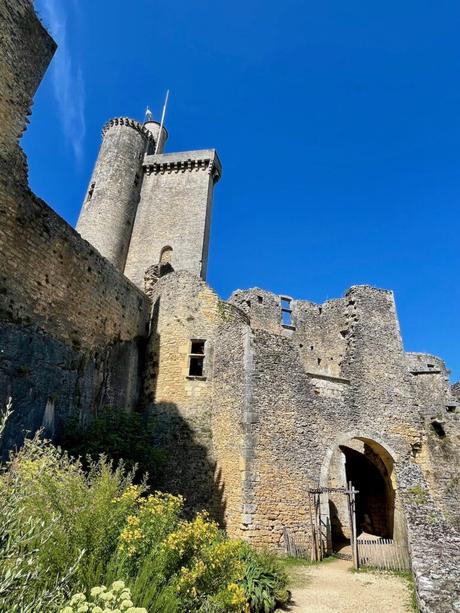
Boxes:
[61,580,146,613]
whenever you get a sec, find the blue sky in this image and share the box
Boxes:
[24,0,460,380]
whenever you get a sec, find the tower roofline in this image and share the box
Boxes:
[143,119,169,142]
[143,149,222,183]
[101,116,154,141]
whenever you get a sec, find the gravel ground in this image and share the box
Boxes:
[282,557,413,613]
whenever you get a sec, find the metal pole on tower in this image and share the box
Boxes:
[154,89,170,154]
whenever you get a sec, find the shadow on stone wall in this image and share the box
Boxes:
[143,296,227,525]
[151,401,226,526]
[0,320,146,461]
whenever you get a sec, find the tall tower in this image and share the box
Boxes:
[76,117,152,270]
[76,110,222,290]
[123,145,222,288]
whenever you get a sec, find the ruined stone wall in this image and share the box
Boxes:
[229,285,460,611]
[212,303,250,537]
[144,271,224,517]
[0,0,151,453]
[406,353,460,528]
[0,0,55,182]
[124,151,221,288]
[144,270,251,533]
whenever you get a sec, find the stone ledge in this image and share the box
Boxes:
[306,372,350,384]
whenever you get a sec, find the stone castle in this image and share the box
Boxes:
[0,2,459,611]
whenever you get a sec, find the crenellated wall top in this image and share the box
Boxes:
[101,117,154,141]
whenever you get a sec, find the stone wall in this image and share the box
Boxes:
[0,0,55,183]
[406,352,460,528]
[0,0,151,453]
[144,271,224,517]
[144,270,251,532]
[230,284,460,611]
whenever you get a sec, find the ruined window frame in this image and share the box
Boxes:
[280,296,295,329]
[187,339,207,380]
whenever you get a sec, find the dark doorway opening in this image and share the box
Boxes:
[340,445,394,538]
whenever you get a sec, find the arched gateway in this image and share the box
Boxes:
[319,434,408,556]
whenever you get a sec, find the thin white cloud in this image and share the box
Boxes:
[40,0,86,164]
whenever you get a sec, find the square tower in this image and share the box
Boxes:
[123,148,222,289]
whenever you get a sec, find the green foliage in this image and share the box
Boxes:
[110,494,247,612]
[0,431,288,613]
[59,407,164,482]
[0,436,141,610]
[240,549,289,613]
[407,485,429,505]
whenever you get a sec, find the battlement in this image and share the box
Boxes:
[101,116,153,141]
[143,149,222,183]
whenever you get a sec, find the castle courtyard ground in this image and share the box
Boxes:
[281,557,413,613]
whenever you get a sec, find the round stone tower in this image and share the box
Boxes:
[76,117,152,271]
[144,119,168,154]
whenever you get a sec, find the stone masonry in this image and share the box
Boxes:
[1,2,459,611]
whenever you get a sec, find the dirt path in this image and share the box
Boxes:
[282,558,413,613]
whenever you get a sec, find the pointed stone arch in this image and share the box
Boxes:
[159,245,173,264]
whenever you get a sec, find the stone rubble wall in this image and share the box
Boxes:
[143,271,225,517]
[398,462,460,613]
[230,284,460,610]
[0,0,55,183]
[0,0,151,453]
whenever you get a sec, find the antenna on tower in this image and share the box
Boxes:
[154,89,170,155]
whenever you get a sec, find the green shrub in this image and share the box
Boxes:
[59,406,164,483]
[0,436,141,609]
[109,495,247,611]
[240,549,289,613]
[0,427,288,613]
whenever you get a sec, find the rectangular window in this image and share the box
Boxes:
[188,339,206,378]
[280,297,294,327]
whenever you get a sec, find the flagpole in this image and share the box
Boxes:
[154,89,170,154]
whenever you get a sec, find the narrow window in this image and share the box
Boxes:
[160,246,173,264]
[86,182,95,202]
[188,340,206,377]
[280,297,294,327]
[133,173,140,187]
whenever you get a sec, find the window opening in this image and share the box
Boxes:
[147,139,156,155]
[133,173,140,187]
[189,340,206,377]
[86,182,95,202]
[280,297,293,327]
